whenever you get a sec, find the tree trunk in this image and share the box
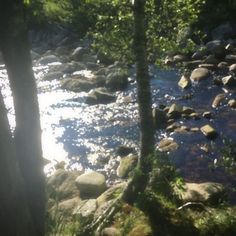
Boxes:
[0,91,36,235]
[122,0,155,204]
[0,1,45,235]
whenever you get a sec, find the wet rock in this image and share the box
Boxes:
[75,171,107,198]
[222,75,236,86]
[174,125,189,133]
[202,111,212,119]
[192,47,207,60]
[85,88,116,105]
[180,182,224,204]
[43,71,63,81]
[166,122,180,132]
[71,46,88,61]
[225,55,236,64]
[200,124,218,139]
[116,145,134,156]
[47,169,82,201]
[152,108,167,129]
[205,40,225,56]
[106,69,129,91]
[167,103,183,119]
[190,68,210,82]
[228,99,236,108]
[182,106,195,115]
[183,60,202,69]
[101,227,121,236]
[189,112,201,120]
[229,63,236,73]
[61,77,95,92]
[117,154,138,178]
[37,55,60,65]
[212,93,226,108]
[178,75,190,89]
[203,55,218,65]
[157,138,179,152]
[73,199,97,217]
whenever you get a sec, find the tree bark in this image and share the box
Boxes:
[122,0,155,204]
[0,1,45,235]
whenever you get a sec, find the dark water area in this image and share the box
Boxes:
[0,62,236,200]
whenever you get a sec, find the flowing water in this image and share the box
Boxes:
[1,62,236,189]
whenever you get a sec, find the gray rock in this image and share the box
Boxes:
[205,40,225,56]
[38,55,60,65]
[43,71,63,81]
[180,182,224,204]
[200,124,218,139]
[190,68,210,82]
[183,60,202,69]
[61,77,95,92]
[152,108,167,129]
[178,75,190,89]
[85,88,116,105]
[75,171,107,197]
[198,64,216,70]
[212,93,226,108]
[117,155,138,178]
[57,197,81,214]
[106,69,129,91]
[203,55,218,65]
[192,47,207,60]
[225,55,236,64]
[73,199,97,217]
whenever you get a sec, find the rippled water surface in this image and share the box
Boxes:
[1,63,236,187]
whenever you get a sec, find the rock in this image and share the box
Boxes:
[82,54,97,64]
[43,71,63,81]
[178,75,190,89]
[173,54,188,63]
[71,47,88,61]
[166,122,180,132]
[228,99,236,108]
[212,93,226,108]
[217,61,228,70]
[190,68,210,82]
[203,55,218,65]
[200,124,218,139]
[198,64,217,70]
[189,112,201,120]
[96,182,126,207]
[85,88,116,105]
[117,155,138,178]
[152,108,167,129]
[37,55,60,65]
[225,43,235,52]
[229,63,236,73]
[182,106,195,115]
[192,47,207,60]
[75,171,106,197]
[190,127,199,132]
[183,60,202,69]
[180,182,224,204]
[116,145,134,156]
[211,23,235,40]
[167,103,183,119]
[57,197,81,214]
[225,55,236,64]
[73,199,97,217]
[222,75,236,86]
[101,227,121,236]
[106,69,129,91]
[157,138,179,152]
[47,169,82,201]
[205,40,225,56]
[61,77,95,92]
[86,62,99,70]
[202,111,212,119]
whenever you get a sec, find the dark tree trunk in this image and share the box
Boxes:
[0,91,36,235]
[0,1,45,235]
[122,0,155,204]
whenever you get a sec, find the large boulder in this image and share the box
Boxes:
[205,40,226,56]
[75,171,107,198]
[190,68,210,82]
[180,182,224,204]
[106,69,129,91]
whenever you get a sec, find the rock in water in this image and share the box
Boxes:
[212,93,226,108]
[200,124,218,139]
[190,68,210,82]
[178,75,190,89]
